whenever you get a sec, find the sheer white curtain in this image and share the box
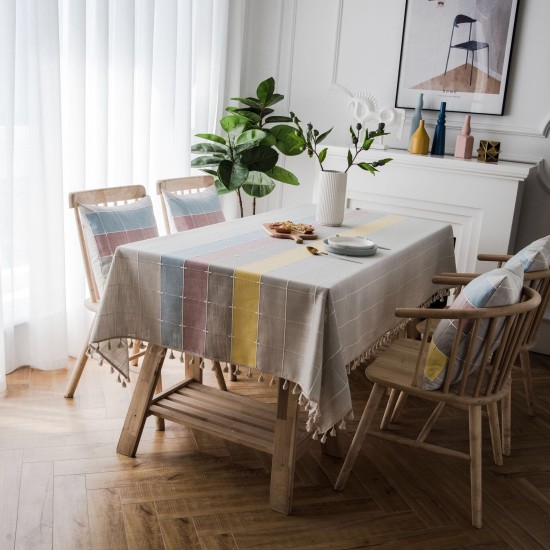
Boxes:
[0,0,242,390]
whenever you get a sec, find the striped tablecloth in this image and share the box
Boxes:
[91,204,456,434]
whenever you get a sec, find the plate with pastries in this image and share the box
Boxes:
[263,220,318,244]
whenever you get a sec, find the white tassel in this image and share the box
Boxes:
[312,429,319,440]
[339,419,347,430]
[117,374,121,383]
[320,432,327,443]
[110,366,114,374]
[246,369,253,378]
[179,352,184,363]
[118,339,124,349]
[223,364,229,373]
[269,376,276,386]
[330,426,336,437]
[99,358,103,366]
[298,393,305,406]
[169,350,175,360]
[282,379,288,390]
[108,340,112,350]
[199,359,205,370]
[292,383,299,395]
[258,374,264,383]
[122,380,127,388]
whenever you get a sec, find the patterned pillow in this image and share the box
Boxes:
[163,186,225,233]
[79,196,158,293]
[505,235,550,272]
[423,262,524,390]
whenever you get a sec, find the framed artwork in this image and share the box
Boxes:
[395,0,520,115]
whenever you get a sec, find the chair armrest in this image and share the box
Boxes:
[477,253,513,267]
[432,275,476,286]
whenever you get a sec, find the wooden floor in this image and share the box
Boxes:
[2,351,550,549]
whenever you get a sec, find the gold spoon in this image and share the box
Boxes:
[306,246,362,264]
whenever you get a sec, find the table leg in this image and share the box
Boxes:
[269,379,299,515]
[117,344,166,457]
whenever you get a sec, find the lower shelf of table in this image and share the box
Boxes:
[149,380,310,455]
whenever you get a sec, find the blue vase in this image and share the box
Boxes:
[409,93,424,141]
[431,102,446,156]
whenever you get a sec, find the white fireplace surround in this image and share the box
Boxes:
[319,147,535,274]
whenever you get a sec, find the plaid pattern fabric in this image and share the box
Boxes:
[79,196,158,293]
[423,262,524,390]
[505,235,550,272]
[163,186,225,233]
[92,205,456,433]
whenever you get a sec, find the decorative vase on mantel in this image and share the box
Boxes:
[316,170,348,226]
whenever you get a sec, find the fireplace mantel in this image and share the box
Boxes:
[321,147,536,273]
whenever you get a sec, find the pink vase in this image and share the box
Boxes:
[455,115,474,159]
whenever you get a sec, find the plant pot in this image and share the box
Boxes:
[316,170,348,226]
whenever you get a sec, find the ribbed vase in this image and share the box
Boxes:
[316,170,348,226]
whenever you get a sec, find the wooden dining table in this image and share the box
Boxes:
[90,204,456,514]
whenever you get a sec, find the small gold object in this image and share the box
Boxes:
[477,140,501,163]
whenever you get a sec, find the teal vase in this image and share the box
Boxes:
[431,102,446,156]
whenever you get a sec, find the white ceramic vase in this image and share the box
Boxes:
[316,170,348,226]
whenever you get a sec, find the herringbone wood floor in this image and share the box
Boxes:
[2,351,550,549]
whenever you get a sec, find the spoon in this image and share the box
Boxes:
[306,246,363,264]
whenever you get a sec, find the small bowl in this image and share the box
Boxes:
[327,236,376,250]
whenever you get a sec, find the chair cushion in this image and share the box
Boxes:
[423,262,524,390]
[163,186,225,233]
[79,196,158,293]
[505,235,550,272]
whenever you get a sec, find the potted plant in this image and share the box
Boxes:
[290,115,392,226]
[191,77,304,217]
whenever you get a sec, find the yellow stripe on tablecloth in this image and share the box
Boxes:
[230,244,321,367]
[327,214,406,240]
[231,213,405,367]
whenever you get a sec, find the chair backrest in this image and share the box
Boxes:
[523,269,550,348]
[398,285,540,399]
[156,176,216,235]
[69,185,148,304]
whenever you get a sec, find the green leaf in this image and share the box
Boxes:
[270,125,305,156]
[318,148,328,165]
[201,169,218,176]
[242,171,276,198]
[256,77,275,103]
[236,129,267,147]
[378,158,393,165]
[191,156,223,168]
[195,133,226,145]
[231,109,261,125]
[214,178,233,195]
[265,115,293,123]
[316,128,333,144]
[217,160,249,190]
[349,125,356,139]
[264,93,284,107]
[347,149,353,167]
[260,133,276,147]
[220,115,249,134]
[362,137,374,151]
[231,97,261,108]
[266,166,299,185]
[191,143,228,155]
[240,145,279,172]
[358,162,377,174]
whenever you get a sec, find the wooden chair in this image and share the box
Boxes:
[64,185,153,399]
[156,176,237,386]
[335,284,540,528]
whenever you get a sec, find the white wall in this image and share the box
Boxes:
[240,0,550,352]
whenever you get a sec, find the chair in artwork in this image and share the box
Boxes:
[444,14,490,87]
[335,270,540,528]
[64,185,159,399]
[156,175,237,387]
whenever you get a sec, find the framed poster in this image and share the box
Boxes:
[395,0,520,115]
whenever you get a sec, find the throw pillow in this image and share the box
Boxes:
[79,196,159,293]
[423,262,524,390]
[163,186,225,233]
[505,235,550,272]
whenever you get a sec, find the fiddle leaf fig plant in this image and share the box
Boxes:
[191,77,304,217]
[290,115,393,174]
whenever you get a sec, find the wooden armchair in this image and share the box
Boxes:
[64,185,155,398]
[335,285,540,528]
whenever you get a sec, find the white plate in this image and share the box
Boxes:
[323,239,377,257]
[327,236,376,250]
